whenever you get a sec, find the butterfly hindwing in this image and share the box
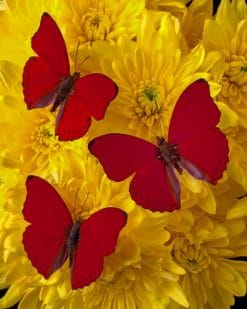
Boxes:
[77,73,118,121]
[22,176,73,278]
[71,208,127,289]
[55,74,118,141]
[130,160,180,212]
[55,92,92,141]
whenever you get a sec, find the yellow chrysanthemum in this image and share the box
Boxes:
[61,0,145,50]
[203,0,247,128]
[89,12,212,139]
[0,157,189,309]
[200,0,247,191]
[167,206,247,309]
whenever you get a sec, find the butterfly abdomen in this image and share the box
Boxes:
[67,221,81,251]
[51,72,80,112]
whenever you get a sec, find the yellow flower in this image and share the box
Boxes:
[61,0,145,50]
[89,12,209,140]
[203,0,247,128]
[167,206,247,309]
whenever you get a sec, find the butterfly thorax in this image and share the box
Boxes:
[156,137,182,173]
[51,72,80,112]
[67,220,80,254]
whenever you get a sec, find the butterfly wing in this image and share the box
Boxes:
[55,92,92,141]
[22,176,73,278]
[22,13,70,109]
[55,74,118,141]
[31,13,70,77]
[130,160,180,212]
[71,207,127,289]
[168,79,229,184]
[23,57,60,109]
[89,134,179,211]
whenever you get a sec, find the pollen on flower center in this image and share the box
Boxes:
[134,81,161,118]
[138,81,159,103]
[82,8,111,42]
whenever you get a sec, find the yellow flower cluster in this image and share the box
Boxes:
[0,0,247,308]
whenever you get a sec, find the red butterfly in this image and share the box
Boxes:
[22,176,127,289]
[22,13,118,141]
[89,80,229,212]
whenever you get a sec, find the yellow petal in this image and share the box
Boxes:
[227,197,247,219]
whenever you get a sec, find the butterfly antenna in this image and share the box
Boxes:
[137,116,157,139]
[74,41,81,72]
[154,98,163,137]
[76,55,90,72]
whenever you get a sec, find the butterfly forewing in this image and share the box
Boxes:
[22,176,73,278]
[31,13,70,77]
[89,133,157,181]
[168,80,229,184]
[168,80,221,144]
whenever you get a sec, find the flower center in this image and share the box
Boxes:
[173,238,209,273]
[227,55,247,85]
[220,55,247,104]
[137,81,159,105]
[31,123,59,150]
[82,8,111,42]
[134,81,161,118]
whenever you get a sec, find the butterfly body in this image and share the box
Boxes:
[22,176,127,289]
[156,137,182,173]
[89,80,229,212]
[23,13,118,140]
[51,72,80,112]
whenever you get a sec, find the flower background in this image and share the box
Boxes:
[0,0,247,308]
